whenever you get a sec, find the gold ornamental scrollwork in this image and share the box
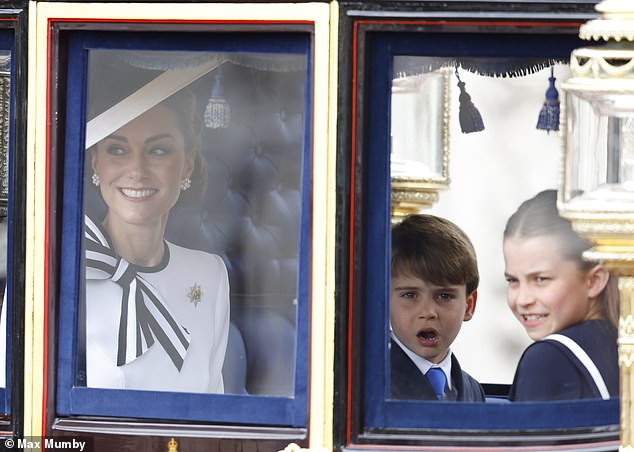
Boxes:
[579,235,634,273]
[579,0,634,43]
[619,276,634,449]
[620,347,634,368]
[572,219,634,237]
[621,314,634,340]
[391,185,440,222]
[570,47,634,80]
[619,279,634,363]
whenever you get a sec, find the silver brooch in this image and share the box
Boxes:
[187,283,203,307]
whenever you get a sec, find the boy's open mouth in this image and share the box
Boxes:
[416,328,440,346]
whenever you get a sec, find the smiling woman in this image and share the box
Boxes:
[83,54,229,394]
[91,104,194,265]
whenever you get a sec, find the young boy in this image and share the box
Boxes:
[390,214,484,401]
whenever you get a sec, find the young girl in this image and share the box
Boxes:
[503,190,619,401]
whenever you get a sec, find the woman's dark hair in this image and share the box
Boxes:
[160,88,207,206]
[504,190,619,331]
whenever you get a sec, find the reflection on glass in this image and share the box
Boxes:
[0,50,10,390]
[391,67,448,180]
[82,50,306,396]
[390,56,448,181]
[390,57,451,220]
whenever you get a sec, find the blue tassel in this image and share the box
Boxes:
[455,68,484,134]
[204,65,231,129]
[536,67,560,133]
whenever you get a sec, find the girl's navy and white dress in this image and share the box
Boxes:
[509,319,618,401]
[84,216,230,394]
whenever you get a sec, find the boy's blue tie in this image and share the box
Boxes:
[426,367,447,400]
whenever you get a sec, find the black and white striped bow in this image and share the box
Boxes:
[84,215,190,371]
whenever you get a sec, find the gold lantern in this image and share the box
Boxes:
[559,0,634,449]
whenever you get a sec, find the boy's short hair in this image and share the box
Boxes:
[391,214,479,294]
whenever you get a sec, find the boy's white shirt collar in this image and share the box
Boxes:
[391,331,453,389]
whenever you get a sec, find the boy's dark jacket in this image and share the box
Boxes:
[390,339,485,401]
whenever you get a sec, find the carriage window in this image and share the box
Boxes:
[56,32,312,426]
[355,27,619,442]
[390,57,568,391]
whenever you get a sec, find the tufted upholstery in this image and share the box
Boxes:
[166,62,305,396]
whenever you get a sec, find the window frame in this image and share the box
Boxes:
[336,2,622,449]
[0,26,13,421]
[56,30,312,426]
[30,2,335,448]
[0,3,27,440]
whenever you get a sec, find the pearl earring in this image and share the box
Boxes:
[180,177,192,191]
[91,173,100,187]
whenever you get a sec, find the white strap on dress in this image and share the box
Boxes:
[544,333,610,400]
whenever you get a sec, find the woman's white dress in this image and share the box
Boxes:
[85,239,229,394]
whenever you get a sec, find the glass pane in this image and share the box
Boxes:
[389,60,569,395]
[391,57,449,181]
[564,91,634,211]
[82,49,306,396]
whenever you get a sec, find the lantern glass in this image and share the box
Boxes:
[563,89,634,212]
[390,60,449,183]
